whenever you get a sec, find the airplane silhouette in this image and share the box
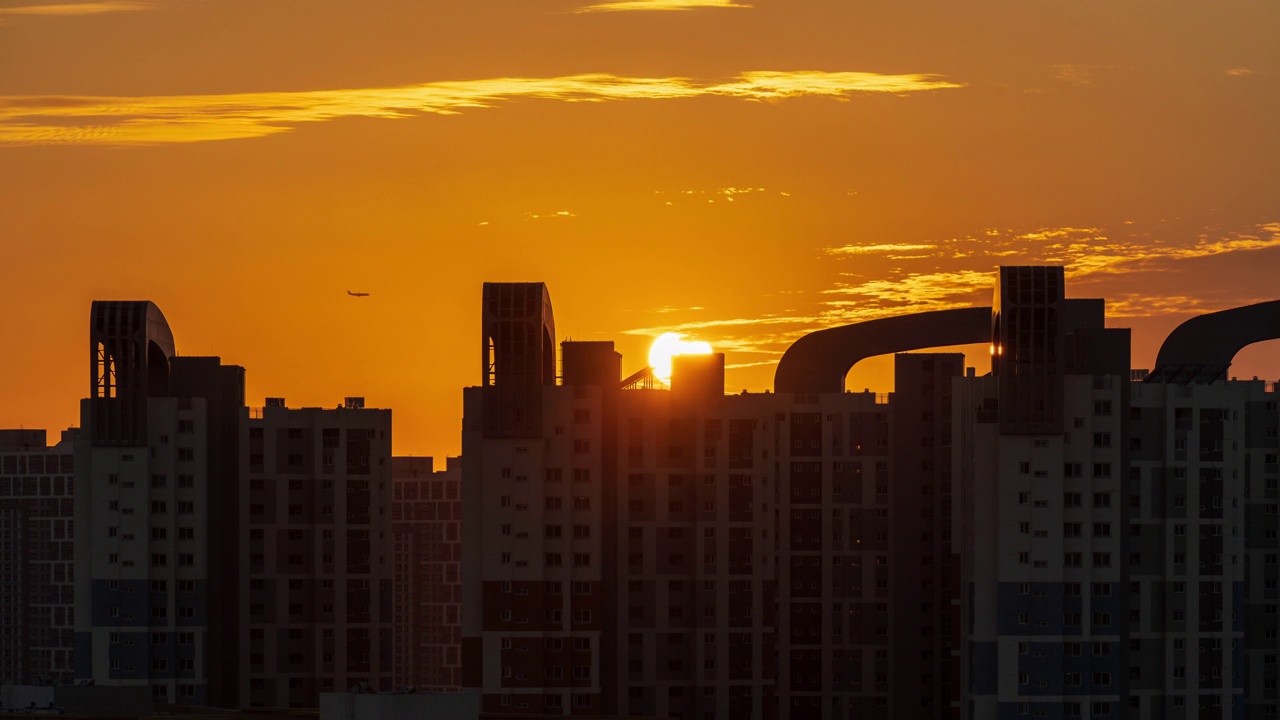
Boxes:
[347,290,370,297]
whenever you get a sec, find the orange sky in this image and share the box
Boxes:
[2,0,1278,460]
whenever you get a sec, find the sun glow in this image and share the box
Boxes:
[649,332,713,385]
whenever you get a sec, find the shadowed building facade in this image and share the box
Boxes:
[69,301,406,710]
[462,270,1280,720]
[463,283,615,715]
[240,397,394,707]
[75,301,246,706]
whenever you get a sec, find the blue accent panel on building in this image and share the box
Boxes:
[1090,590,1119,632]
[177,633,198,679]
[110,633,153,680]
[970,641,997,694]
[997,583,1069,636]
[1018,643,1065,694]
[1060,596,1083,636]
[92,579,151,627]
[175,580,208,626]
[74,632,92,679]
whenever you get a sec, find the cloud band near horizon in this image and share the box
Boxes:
[0,70,963,146]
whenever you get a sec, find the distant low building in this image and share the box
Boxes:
[0,429,76,686]
[392,456,462,692]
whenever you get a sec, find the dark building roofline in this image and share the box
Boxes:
[88,300,177,446]
[773,307,993,394]
[1147,299,1280,384]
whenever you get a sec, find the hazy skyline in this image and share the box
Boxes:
[2,0,1278,459]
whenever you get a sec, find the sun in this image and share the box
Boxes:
[648,332,712,385]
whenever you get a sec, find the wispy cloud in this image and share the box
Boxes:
[0,1,146,19]
[524,210,577,220]
[712,71,960,99]
[826,243,935,255]
[1225,67,1254,77]
[0,70,963,146]
[821,269,993,311]
[1014,227,1099,242]
[655,186,774,205]
[622,221,1280,372]
[575,0,748,13]
[1050,64,1116,87]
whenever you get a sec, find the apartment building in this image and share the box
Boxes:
[241,397,394,707]
[74,301,245,707]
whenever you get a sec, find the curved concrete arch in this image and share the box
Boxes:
[1147,300,1280,384]
[774,306,993,394]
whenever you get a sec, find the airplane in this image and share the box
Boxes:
[347,290,370,297]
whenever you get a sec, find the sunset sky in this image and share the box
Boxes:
[2,0,1278,459]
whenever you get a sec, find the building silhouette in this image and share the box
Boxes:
[3,273,1277,717]
[391,455,463,692]
[75,301,245,706]
[0,429,77,686]
[462,270,1280,719]
[69,301,398,709]
[241,396,395,706]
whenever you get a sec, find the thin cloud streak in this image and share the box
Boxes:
[0,70,963,146]
[826,243,934,255]
[576,0,748,12]
[0,1,146,18]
